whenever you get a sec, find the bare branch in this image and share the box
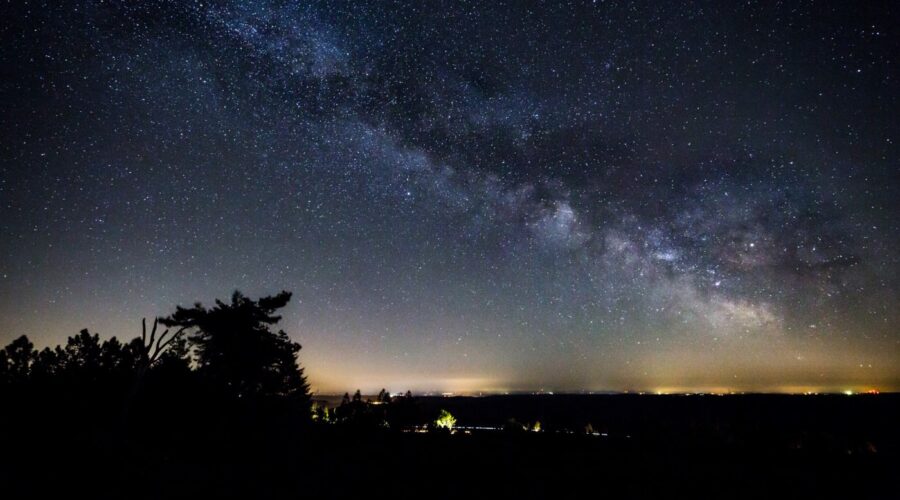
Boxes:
[155,327,186,354]
[147,319,158,354]
[141,325,188,366]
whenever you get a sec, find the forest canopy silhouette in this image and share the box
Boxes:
[0,291,312,427]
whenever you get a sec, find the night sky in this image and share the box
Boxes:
[1,1,897,394]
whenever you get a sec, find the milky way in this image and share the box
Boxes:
[1,1,897,393]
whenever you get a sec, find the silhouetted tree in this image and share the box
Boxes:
[30,346,62,381]
[58,330,107,387]
[159,290,310,411]
[137,318,186,373]
[386,390,420,430]
[0,335,34,385]
[120,318,189,420]
[334,388,390,428]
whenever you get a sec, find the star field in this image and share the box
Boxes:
[1,1,897,393]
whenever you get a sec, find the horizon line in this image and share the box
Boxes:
[311,389,893,397]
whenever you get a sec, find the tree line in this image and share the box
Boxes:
[0,290,445,435]
[0,290,317,449]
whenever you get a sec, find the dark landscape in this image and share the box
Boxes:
[1,292,896,498]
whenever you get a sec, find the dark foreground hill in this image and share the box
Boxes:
[1,394,896,499]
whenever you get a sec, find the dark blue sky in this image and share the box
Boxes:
[1,1,897,393]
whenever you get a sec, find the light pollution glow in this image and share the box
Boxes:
[1,2,897,393]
